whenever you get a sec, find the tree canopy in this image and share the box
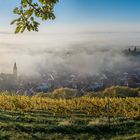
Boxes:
[11,0,59,33]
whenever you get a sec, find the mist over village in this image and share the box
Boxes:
[0,32,140,96]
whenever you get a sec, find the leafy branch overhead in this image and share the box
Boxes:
[11,0,59,33]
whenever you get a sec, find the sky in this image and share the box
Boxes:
[0,0,140,32]
[0,0,140,75]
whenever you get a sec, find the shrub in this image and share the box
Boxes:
[50,88,77,99]
[35,92,49,97]
[103,86,139,97]
[85,86,140,98]
[85,91,104,98]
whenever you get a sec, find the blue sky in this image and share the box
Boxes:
[0,0,140,32]
[55,0,140,24]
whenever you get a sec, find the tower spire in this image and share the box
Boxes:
[13,62,17,78]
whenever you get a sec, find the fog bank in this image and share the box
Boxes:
[0,31,140,77]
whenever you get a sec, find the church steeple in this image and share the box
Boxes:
[13,62,17,78]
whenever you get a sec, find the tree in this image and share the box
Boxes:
[11,0,59,33]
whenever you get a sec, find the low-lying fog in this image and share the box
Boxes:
[0,31,140,77]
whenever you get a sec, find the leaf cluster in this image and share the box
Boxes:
[11,0,59,33]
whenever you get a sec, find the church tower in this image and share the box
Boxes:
[13,62,17,78]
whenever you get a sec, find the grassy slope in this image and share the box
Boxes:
[0,111,139,140]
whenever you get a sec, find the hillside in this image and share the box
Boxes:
[0,94,139,140]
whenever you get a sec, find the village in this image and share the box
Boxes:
[1,47,140,96]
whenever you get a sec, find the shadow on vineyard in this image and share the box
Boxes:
[0,110,139,140]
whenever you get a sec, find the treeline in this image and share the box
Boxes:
[1,86,140,99]
[34,86,140,99]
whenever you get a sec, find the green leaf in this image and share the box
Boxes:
[10,19,18,25]
[15,26,21,34]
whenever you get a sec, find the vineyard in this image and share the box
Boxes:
[0,95,139,139]
[0,95,139,118]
